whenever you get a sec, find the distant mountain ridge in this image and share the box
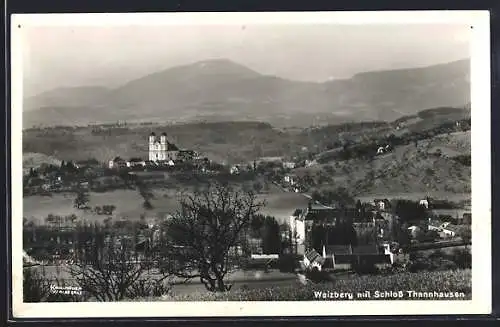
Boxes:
[23,58,470,128]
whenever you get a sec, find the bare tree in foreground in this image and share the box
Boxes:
[67,236,172,301]
[161,182,265,292]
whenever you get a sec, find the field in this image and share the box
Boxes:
[23,189,182,223]
[23,185,309,224]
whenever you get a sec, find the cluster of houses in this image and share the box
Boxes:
[303,243,394,272]
[23,159,105,195]
[290,196,471,272]
[288,201,394,272]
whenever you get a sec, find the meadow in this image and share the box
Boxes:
[23,186,310,224]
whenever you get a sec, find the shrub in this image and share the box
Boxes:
[352,261,379,275]
[306,268,334,283]
[451,249,471,269]
[278,254,298,273]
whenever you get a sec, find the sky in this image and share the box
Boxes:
[21,23,471,96]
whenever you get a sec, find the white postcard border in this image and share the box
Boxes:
[10,10,492,318]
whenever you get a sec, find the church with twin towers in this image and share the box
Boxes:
[148,132,180,162]
[148,132,200,163]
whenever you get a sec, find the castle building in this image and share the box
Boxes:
[148,132,180,162]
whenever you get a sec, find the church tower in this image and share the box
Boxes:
[148,132,156,161]
[159,132,167,160]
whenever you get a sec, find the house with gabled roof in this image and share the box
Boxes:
[303,248,325,271]
[303,243,394,272]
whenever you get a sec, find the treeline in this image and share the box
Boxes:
[309,222,359,252]
[248,214,282,254]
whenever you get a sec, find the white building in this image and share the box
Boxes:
[419,199,430,209]
[230,165,240,175]
[284,174,297,186]
[289,215,306,246]
[148,132,180,162]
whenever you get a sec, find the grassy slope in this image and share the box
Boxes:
[297,130,470,198]
[136,269,471,301]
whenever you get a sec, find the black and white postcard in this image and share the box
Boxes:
[10,11,491,317]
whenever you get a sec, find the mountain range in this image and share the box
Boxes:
[23,58,470,128]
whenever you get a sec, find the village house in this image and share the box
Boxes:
[230,165,240,175]
[427,219,461,238]
[157,159,175,167]
[376,144,391,155]
[303,243,394,272]
[108,156,128,169]
[303,248,325,271]
[428,219,450,232]
[127,157,146,168]
[419,198,430,209]
[176,150,199,162]
[283,174,298,186]
[373,199,391,211]
[304,159,317,167]
[407,225,422,238]
[440,224,461,238]
[282,161,296,169]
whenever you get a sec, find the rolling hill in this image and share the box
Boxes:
[23,58,470,128]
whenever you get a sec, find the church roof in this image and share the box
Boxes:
[167,142,179,151]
